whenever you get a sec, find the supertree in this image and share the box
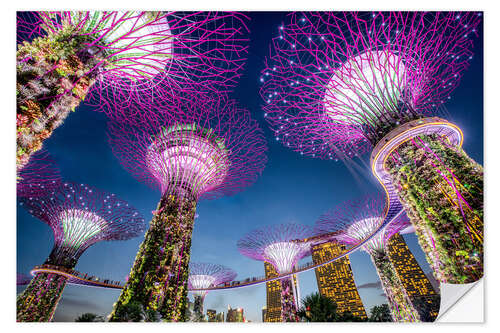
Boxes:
[260,12,483,284]
[188,262,237,322]
[237,223,313,322]
[106,90,267,322]
[17,150,62,198]
[16,11,249,171]
[17,182,145,322]
[315,195,425,322]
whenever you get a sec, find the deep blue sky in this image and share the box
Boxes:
[16,12,483,322]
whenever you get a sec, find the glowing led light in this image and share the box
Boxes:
[323,50,407,127]
[146,124,230,197]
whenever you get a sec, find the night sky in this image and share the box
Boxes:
[16,12,483,322]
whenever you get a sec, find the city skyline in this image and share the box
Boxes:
[16,12,483,322]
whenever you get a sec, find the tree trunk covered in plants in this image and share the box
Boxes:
[371,251,421,322]
[16,272,69,322]
[109,192,197,322]
[192,295,205,322]
[16,26,102,171]
[280,277,298,322]
[385,134,483,283]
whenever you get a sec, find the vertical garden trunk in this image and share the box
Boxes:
[280,277,298,322]
[385,134,483,283]
[109,192,197,322]
[192,295,205,322]
[371,251,421,322]
[16,27,101,171]
[16,272,69,322]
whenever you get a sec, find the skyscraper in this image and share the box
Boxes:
[311,240,367,319]
[263,262,299,322]
[226,305,244,322]
[387,233,440,321]
[207,309,217,322]
[216,312,225,322]
[262,306,267,322]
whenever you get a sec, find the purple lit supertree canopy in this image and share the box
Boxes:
[315,194,426,322]
[17,182,145,322]
[237,223,313,322]
[188,262,236,321]
[260,12,483,284]
[16,150,62,198]
[16,11,250,172]
[107,90,267,322]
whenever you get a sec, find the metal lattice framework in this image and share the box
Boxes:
[188,263,237,292]
[107,90,268,200]
[17,11,250,93]
[17,150,62,198]
[259,11,481,158]
[19,182,145,266]
[315,194,409,253]
[237,223,314,274]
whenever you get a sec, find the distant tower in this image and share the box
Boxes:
[387,233,440,321]
[206,309,217,322]
[261,306,267,322]
[226,306,244,322]
[309,238,367,319]
[17,182,145,322]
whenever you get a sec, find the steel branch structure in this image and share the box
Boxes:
[16,150,61,198]
[315,194,422,322]
[17,182,145,322]
[260,12,483,284]
[16,11,250,171]
[237,223,313,322]
[188,262,236,321]
[107,90,267,322]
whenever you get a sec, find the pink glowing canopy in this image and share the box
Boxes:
[237,223,314,274]
[315,194,411,253]
[259,12,481,159]
[107,89,268,200]
[20,182,145,259]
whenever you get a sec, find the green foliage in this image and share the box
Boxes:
[17,272,68,322]
[109,194,197,322]
[16,24,102,171]
[75,313,105,322]
[386,134,483,283]
[368,304,392,322]
[297,292,367,322]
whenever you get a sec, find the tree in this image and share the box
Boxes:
[369,304,392,322]
[338,311,367,322]
[297,293,339,322]
[75,313,104,322]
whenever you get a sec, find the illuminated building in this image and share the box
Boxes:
[263,261,300,322]
[226,305,244,322]
[207,309,216,322]
[216,312,225,322]
[311,241,367,319]
[387,233,440,321]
